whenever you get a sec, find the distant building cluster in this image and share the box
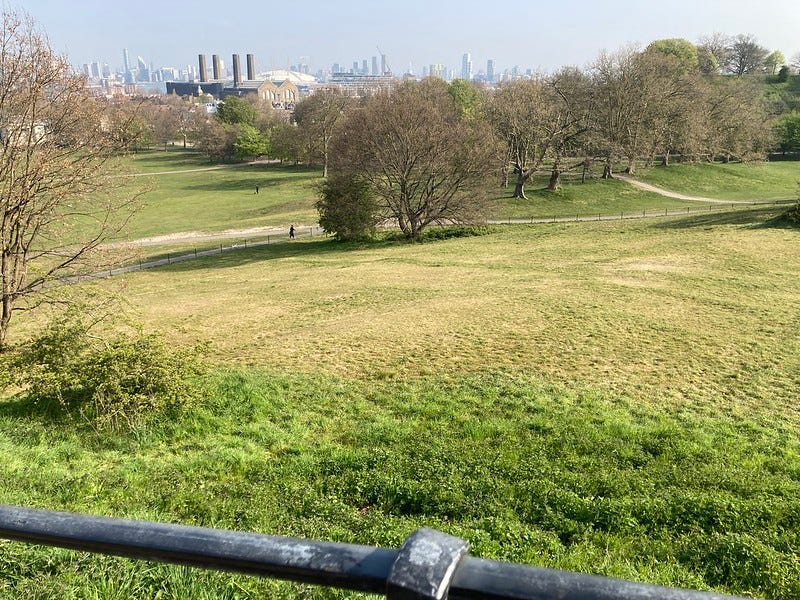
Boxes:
[78,47,536,100]
[165,53,300,109]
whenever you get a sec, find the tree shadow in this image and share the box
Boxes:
[651,205,798,230]
[150,237,387,273]
[178,174,316,193]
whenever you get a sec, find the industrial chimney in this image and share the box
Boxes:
[198,54,208,83]
[232,54,242,87]
[212,54,221,80]
[246,54,255,81]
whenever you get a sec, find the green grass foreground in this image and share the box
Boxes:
[3,202,800,598]
[2,371,800,599]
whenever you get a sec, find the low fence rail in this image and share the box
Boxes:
[0,504,745,599]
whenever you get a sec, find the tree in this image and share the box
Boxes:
[293,88,351,177]
[315,174,379,241]
[727,34,769,76]
[765,50,786,75]
[697,33,732,75]
[646,38,699,73]
[215,95,257,126]
[489,78,563,197]
[792,53,800,74]
[0,11,139,349]
[233,123,270,159]
[331,80,499,240]
[775,113,800,155]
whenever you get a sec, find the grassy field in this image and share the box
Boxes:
[636,161,799,201]
[3,153,800,597]
[110,150,321,240]
[102,150,790,245]
[3,200,800,598]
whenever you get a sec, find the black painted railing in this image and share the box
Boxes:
[0,504,747,599]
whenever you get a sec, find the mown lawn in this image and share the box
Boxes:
[2,203,800,598]
[635,161,800,201]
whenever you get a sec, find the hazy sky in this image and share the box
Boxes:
[14,0,800,74]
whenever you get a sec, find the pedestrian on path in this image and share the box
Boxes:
[289,224,295,239]
[255,185,259,194]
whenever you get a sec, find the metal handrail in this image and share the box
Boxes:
[0,504,746,600]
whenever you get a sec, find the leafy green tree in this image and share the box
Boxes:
[233,123,270,158]
[216,95,258,126]
[448,78,486,120]
[315,174,380,241]
[646,38,699,73]
[765,50,786,75]
[777,65,791,83]
[775,113,800,154]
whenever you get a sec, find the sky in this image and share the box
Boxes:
[12,0,800,75]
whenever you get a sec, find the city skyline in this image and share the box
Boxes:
[18,0,800,77]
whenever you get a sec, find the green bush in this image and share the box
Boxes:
[7,310,204,430]
[315,174,380,241]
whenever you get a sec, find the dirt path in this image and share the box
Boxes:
[614,174,749,204]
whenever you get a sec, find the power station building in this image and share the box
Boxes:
[166,53,299,108]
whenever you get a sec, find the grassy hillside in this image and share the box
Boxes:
[636,161,799,201]
[2,203,800,598]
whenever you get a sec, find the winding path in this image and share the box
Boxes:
[613,174,749,204]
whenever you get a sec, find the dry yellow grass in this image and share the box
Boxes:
[35,206,794,425]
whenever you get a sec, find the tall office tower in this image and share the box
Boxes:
[123,48,130,72]
[429,64,446,79]
[332,63,341,74]
[352,61,358,73]
[246,54,255,80]
[461,52,472,80]
[232,54,242,86]
[371,55,378,75]
[486,59,495,84]
[362,59,368,74]
[380,53,387,75]
[212,54,221,80]
[198,54,208,82]
[137,56,150,82]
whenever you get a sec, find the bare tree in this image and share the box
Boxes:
[331,80,499,239]
[292,87,352,177]
[697,33,732,74]
[0,11,139,349]
[488,78,559,198]
[727,34,770,76]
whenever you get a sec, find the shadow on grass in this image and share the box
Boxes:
[178,173,318,194]
[652,205,798,230]
[0,393,73,427]
[145,227,496,273]
[151,237,381,273]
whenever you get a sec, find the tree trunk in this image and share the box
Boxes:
[548,167,561,191]
[501,165,509,188]
[662,149,670,167]
[581,159,589,184]
[624,156,636,175]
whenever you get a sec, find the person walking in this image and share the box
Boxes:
[255,185,259,194]
[289,224,295,239]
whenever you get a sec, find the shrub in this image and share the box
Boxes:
[7,310,204,431]
[315,174,380,241]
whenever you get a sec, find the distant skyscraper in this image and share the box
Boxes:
[371,56,378,75]
[461,52,472,80]
[123,48,130,72]
[362,59,368,74]
[332,62,341,74]
[429,64,446,79]
[380,53,387,75]
[486,59,495,83]
[352,61,359,74]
